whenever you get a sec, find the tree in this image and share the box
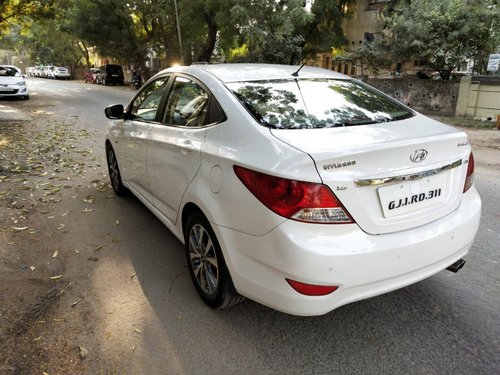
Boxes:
[229,0,312,64]
[179,0,238,63]
[0,0,55,35]
[303,0,355,58]
[62,0,145,64]
[346,0,500,79]
[228,0,354,65]
[24,21,82,68]
[128,0,180,66]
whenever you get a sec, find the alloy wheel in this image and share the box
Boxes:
[188,224,219,295]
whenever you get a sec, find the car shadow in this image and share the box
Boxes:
[104,193,499,374]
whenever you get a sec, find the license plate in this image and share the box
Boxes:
[378,173,447,218]
[0,87,13,92]
[111,74,118,77]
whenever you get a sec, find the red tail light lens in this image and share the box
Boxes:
[463,152,474,193]
[233,165,354,223]
[286,279,338,296]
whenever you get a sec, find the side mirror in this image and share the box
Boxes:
[105,104,124,119]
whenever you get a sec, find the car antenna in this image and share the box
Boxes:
[291,62,306,77]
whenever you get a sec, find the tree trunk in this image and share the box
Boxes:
[76,40,91,68]
[197,14,217,62]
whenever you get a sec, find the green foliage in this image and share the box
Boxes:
[346,0,500,78]
[24,20,81,66]
[0,0,55,30]
[229,0,353,64]
[128,0,178,63]
[304,0,353,56]
[63,0,144,63]
[230,0,312,64]
[227,44,249,62]
[179,0,238,63]
[2,0,356,68]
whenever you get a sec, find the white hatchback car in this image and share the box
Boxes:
[104,64,481,316]
[0,65,29,100]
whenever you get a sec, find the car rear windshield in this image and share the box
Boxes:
[226,79,414,129]
[108,65,123,74]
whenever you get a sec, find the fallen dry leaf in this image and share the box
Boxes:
[11,226,28,232]
[78,346,89,359]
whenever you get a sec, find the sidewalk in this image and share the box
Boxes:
[0,103,32,121]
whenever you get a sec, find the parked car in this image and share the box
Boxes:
[53,66,71,80]
[38,66,49,78]
[46,66,56,79]
[104,64,481,316]
[97,64,124,85]
[84,67,100,84]
[0,65,29,100]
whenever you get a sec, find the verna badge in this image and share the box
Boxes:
[410,149,428,163]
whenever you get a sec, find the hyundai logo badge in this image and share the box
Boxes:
[410,149,428,163]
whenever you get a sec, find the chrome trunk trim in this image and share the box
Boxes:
[354,159,463,187]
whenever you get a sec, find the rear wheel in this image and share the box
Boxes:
[185,213,244,309]
[106,145,128,196]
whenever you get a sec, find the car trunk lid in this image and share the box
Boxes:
[270,115,471,235]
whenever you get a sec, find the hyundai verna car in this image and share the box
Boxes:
[104,64,481,316]
[0,65,29,100]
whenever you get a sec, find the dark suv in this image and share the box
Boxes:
[98,64,124,85]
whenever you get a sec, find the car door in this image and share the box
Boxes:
[146,75,210,224]
[115,76,170,202]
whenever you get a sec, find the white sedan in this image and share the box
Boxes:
[0,65,29,100]
[104,64,481,316]
[53,67,71,80]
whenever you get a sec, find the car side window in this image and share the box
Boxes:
[131,77,168,122]
[163,77,208,127]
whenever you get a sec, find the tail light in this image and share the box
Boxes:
[233,165,354,224]
[463,152,474,193]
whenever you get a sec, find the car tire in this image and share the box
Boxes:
[24,95,29,100]
[106,145,128,196]
[185,212,244,309]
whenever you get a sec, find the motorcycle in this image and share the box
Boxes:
[132,73,142,89]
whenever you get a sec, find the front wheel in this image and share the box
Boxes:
[185,213,244,309]
[106,145,128,196]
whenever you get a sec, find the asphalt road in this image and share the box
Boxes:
[19,78,500,374]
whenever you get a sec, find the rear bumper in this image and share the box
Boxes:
[215,187,481,316]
